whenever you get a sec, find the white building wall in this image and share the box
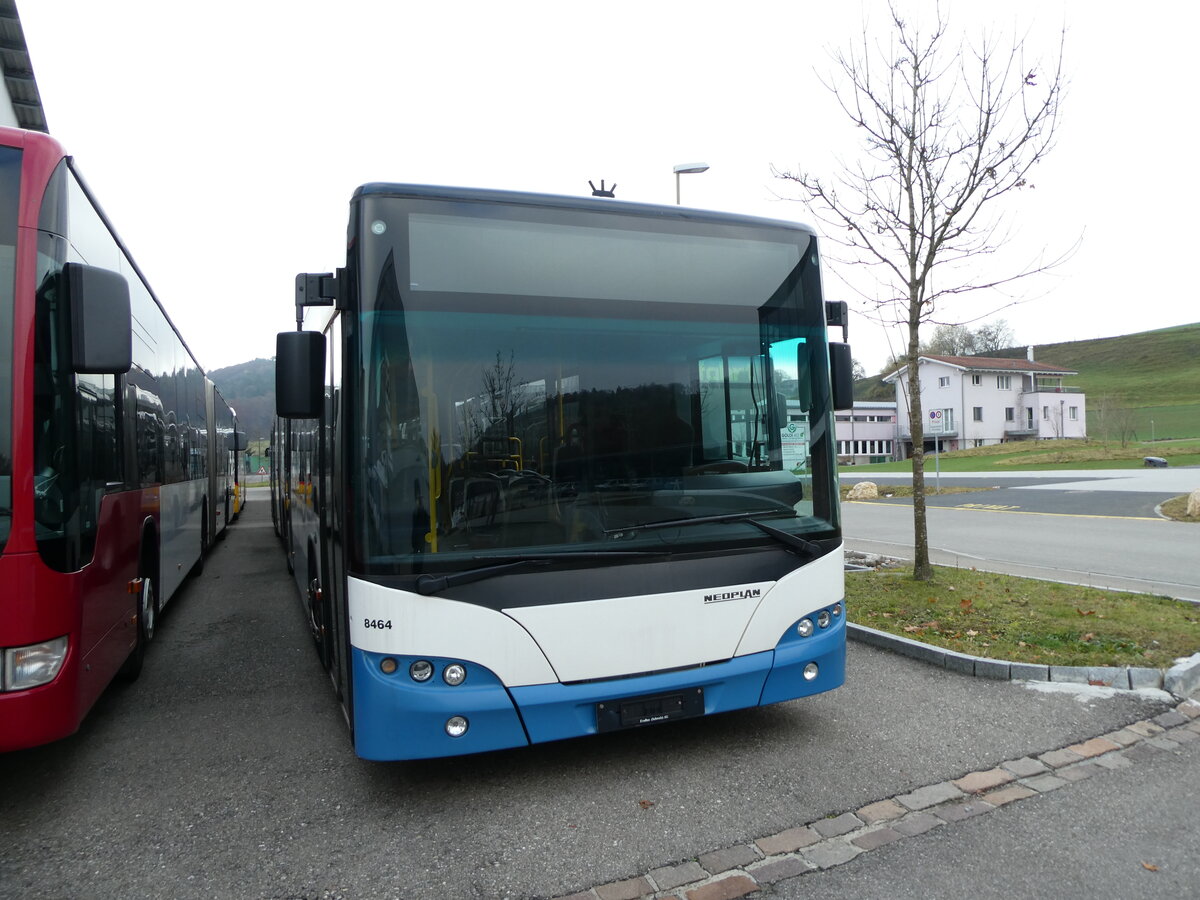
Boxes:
[891,359,1087,454]
[834,401,899,465]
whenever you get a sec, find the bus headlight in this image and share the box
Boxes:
[3,636,69,692]
[445,716,469,737]
[803,663,819,681]
[832,603,843,617]
[409,660,433,682]
[796,618,814,638]
[443,664,467,686]
[817,610,831,629]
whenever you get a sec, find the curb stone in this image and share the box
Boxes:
[555,698,1200,900]
[847,622,1200,698]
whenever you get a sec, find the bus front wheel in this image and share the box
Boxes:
[119,572,155,681]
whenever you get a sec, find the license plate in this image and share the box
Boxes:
[596,688,704,733]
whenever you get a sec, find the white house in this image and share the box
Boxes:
[883,350,1086,458]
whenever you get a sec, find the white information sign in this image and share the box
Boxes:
[781,421,809,473]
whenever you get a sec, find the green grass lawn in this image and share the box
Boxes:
[847,566,1200,669]
[851,437,1200,473]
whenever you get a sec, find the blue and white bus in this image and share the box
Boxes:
[274,185,854,760]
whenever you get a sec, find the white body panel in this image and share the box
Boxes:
[347,547,844,686]
[349,578,559,685]
[159,477,205,603]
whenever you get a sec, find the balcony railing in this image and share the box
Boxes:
[1030,385,1085,394]
[1004,423,1039,436]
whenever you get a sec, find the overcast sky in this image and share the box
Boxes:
[18,0,1200,376]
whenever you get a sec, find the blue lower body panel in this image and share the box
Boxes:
[351,615,845,761]
[352,652,530,761]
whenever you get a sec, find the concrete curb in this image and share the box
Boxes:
[848,622,1200,698]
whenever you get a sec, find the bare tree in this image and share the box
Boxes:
[775,5,1066,579]
[973,318,1015,354]
[481,350,533,439]
[925,323,977,356]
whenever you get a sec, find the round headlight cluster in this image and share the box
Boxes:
[796,606,842,639]
[409,659,433,681]
[392,659,469,686]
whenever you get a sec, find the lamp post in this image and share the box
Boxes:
[673,162,709,204]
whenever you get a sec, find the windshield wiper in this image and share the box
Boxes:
[415,550,667,595]
[606,509,822,558]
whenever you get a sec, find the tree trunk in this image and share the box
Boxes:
[905,313,932,581]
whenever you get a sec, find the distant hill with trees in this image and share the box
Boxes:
[209,358,274,443]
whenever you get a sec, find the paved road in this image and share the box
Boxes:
[0,497,1189,900]
[841,469,1200,601]
[842,466,1200,517]
[771,722,1200,900]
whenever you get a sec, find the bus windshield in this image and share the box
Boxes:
[349,196,838,575]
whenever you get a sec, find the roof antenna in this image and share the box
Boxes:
[589,179,616,198]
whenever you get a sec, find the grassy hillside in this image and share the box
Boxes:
[1020,323,1200,408]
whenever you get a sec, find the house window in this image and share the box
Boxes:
[971,375,982,386]
[1043,406,1049,420]
[1069,406,1078,420]
[1005,407,1015,422]
[997,375,1011,390]
[973,407,983,422]
[938,376,950,388]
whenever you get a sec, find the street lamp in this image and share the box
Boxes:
[673,162,709,204]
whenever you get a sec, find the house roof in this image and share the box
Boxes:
[883,354,1076,382]
[924,354,1076,374]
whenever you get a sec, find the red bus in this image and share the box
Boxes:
[0,126,228,751]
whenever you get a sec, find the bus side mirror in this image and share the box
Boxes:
[65,263,132,374]
[229,431,248,452]
[276,331,326,419]
[829,342,854,411]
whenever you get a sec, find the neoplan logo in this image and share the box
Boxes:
[704,588,762,604]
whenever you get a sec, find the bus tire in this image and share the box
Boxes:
[119,564,156,681]
[191,504,207,578]
[306,547,334,671]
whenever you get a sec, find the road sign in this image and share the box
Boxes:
[927,409,944,434]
